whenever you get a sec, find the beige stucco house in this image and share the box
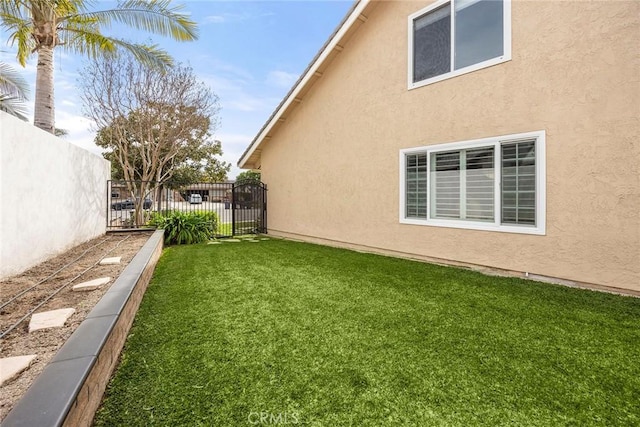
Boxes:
[239,0,640,293]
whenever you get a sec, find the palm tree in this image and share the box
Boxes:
[0,60,29,120]
[0,0,198,133]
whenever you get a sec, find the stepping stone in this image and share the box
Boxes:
[99,256,121,265]
[29,308,75,333]
[246,240,259,243]
[207,241,222,245]
[260,238,270,241]
[225,239,241,243]
[72,277,111,292]
[0,355,37,386]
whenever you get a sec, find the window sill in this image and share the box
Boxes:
[408,56,511,91]
[400,217,545,236]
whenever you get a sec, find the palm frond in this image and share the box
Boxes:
[60,26,173,68]
[58,37,117,59]
[1,7,36,65]
[13,25,33,65]
[59,21,117,55]
[53,0,86,17]
[115,41,173,69]
[59,0,198,42]
[55,127,69,137]
[0,94,30,121]
[0,62,30,99]
[0,1,27,19]
[0,10,30,30]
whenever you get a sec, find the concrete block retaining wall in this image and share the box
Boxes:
[3,229,164,427]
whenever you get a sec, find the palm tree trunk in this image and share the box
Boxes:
[34,46,55,133]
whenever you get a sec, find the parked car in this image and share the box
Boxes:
[189,194,203,204]
[111,198,152,210]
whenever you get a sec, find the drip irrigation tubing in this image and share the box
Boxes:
[0,237,112,311]
[0,235,133,340]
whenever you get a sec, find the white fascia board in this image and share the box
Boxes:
[238,0,371,168]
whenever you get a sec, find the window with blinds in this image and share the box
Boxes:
[405,153,428,218]
[430,147,494,221]
[431,151,460,218]
[502,140,536,225]
[400,131,545,234]
[465,147,495,221]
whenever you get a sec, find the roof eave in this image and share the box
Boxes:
[237,0,372,170]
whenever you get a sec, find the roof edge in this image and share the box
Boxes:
[237,0,371,169]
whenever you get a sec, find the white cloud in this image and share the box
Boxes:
[217,133,252,150]
[215,133,255,178]
[201,73,245,93]
[202,11,276,26]
[198,58,255,83]
[201,73,279,113]
[226,95,277,113]
[204,15,226,24]
[266,70,299,89]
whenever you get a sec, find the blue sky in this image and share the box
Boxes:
[0,1,354,178]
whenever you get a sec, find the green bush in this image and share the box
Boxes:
[148,211,218,245]
[147,210,176,228]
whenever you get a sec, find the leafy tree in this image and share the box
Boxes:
[235,170,261,184]
[98,122,229,184]
[0,61,29,120]
[0,0,197,133]
[81,54,229,224]
[234,170,263,211]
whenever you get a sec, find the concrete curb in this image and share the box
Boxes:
[3,229,164,427]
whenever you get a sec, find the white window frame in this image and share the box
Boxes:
[399,130,546,235]
[408,0,512,90]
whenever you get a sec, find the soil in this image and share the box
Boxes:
[0,231,153,421]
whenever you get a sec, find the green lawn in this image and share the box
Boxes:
[95,238,640,426]
[216,221,256,236]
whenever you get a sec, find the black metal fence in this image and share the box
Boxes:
[107,180,267,237]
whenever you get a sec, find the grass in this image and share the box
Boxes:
[216,221,256,236]
[95,239,640,426]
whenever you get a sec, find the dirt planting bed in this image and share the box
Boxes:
[0,231,153,421]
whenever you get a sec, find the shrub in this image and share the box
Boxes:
[147,211,172,228]
[148,211,218,245]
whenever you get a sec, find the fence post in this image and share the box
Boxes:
[167,185,170,213]
[263,184,267,233]
[231,183,236,236]
[106,180,111,230]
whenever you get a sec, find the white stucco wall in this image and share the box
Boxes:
[0,111,110,279]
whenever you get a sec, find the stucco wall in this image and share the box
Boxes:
[257,1,640,291]
[0,112,110,279]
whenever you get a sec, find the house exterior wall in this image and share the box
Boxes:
[258,1,640,291]
[0,112,110,279]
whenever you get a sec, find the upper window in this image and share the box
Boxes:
[409,0,511,88]
[399,131,545,235]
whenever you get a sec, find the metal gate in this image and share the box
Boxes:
[107,180,267,237]
[231,181,267,235]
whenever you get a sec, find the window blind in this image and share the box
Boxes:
[405,153,428,218]
[465,147,494,221]
[501,140,536,225]
[432,151,460,219]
